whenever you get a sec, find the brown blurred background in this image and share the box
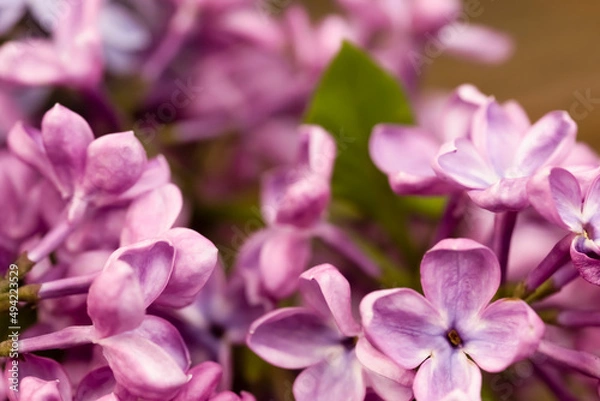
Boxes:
[424,0,600,147]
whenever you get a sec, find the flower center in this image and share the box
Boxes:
[341,336,358,350]
[446,329,463,348]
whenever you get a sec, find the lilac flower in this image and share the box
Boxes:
[234,125,378,303]
[247,263,414,401]
[435,99,577,211]
[4,240,201,399]
[0,0,103,88]
[4,354,72,401]
[361,238,545,400]
[369,84,488,195]
[6,104,167,263]
[528,167,600,285]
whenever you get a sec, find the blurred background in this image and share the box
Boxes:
[424,0,600,146]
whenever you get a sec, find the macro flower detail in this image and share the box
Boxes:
[361,238,545,401]
[247,264,414,401]
[436,99,577,211]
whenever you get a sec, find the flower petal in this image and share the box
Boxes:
[297,125,337,179]
[293,350,365,401]
[548,168,584,231]
[41,104,94,195]
[247,307,342,369]
[155,228,218,308]
[172,362,222,401]
[299,263,361,337]
[81,131,147,196]
[360,288,446,369]
[259,229,311,299]
[132,316,191,372]
[75,366,116,401]
[421,238,500,324]
[512,111,577,177]
[440,84,488,141]
[6,354,72,401]
[467,177,530,212]
[369,124,438,177]
[440,23,513,64]
[412,349,482,401]
[113,239,175,307]
[120,183,183,245]
[462,299,544,372]
[0,40,65,85]
[87,255,145,338]
[470,100,523,176]
[99,332,189,401]
[437,138,498,189]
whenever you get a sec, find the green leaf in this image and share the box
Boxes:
[304,42,441,264]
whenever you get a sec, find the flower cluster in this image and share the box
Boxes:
[0,1,599,401]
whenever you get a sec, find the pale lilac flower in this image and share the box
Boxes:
[435,99,577,211]
[369,84,488,195]
[0,0,103,88]
[7,104,168,263]
[234,125,378,303]
[528,167,600,285]
[4,354,72,401]
[361,238,545,401]
[248,264,414,401]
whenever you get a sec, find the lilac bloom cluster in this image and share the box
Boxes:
[1,1,600,401]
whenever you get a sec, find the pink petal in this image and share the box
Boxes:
[527,167,575,229]
[19,377,63,401]
[467,177,530,212]
[121,183,183,245]
[582,174,600,224]
[0,40,65,85]
[7,122,55,187]
[437,138,498,189]
[471,100,523,176]
[297,125,337,179]
[113,239,175,307]
[259,229,311,299]
[172,362,222,401]
[247,307,342,369]
[369,124,438,177]
[106,155,171,204]
[41,104,94,195]
[512,111,577,177]
[571,239,600,286]
[462,299,544,372]
[6,354,72,401]
[293,350,365,401]
[356,337,414,391]
[439,84,488,142]
[156,228,219,308]
[132,316,191,372]
[412,349,482,401]
[549,168,584,231]
[75,366,116,401]
[299,263,361,337]
[81,132,147,196]
[440,23,513,64]
[99,333,189,401]
[360,289,446,369]
[420,238,500,324]
[87,255,145,338]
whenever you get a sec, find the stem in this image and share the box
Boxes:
[524,266,578,304]
[524,233,574,294]
[37,274,96,299]
[27,220,74,264]
[0,253,35,293]
[491,211,518,286]
[557,310,600,328]
[313,223,380,277]
[142,0,199,81]
[537,340,600,378]
[532,362,578,401]
[0,325,96,356]
[432,193,465,245]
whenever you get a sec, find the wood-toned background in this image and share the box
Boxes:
[424,0,600,147]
